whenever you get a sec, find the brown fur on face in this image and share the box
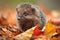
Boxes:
[16,3,46,31]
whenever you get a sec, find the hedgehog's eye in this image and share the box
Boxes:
[23,12,29,16]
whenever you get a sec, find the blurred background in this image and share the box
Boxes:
[0,0,60,10]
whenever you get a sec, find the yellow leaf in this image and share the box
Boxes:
[44,22,56,37]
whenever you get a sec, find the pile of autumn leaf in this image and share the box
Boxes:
[14,22,56,40]
[0,17,56,40]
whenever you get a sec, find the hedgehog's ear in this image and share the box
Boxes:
[16,8,19,14]
[32,8,35,11]
[16,8,18,12]
[32,8,35,13]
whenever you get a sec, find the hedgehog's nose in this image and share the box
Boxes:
[17,16,21,20]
